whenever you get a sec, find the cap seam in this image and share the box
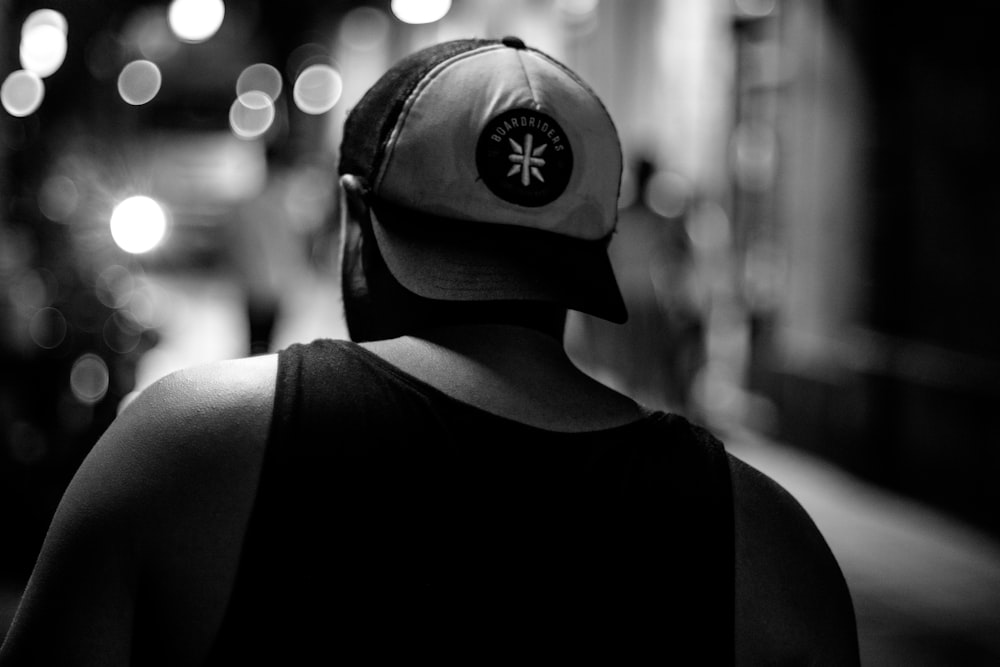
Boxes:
[374,44,506,193]
[512,49,540,109]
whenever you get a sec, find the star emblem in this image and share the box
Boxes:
[506,133,547,186]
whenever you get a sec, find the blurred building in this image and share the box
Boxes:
[729,0,1000,540]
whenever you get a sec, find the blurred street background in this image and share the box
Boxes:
[2,1,999,664]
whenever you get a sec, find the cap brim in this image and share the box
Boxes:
[369,200,628,324]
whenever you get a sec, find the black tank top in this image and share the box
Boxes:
[208,339,735,664]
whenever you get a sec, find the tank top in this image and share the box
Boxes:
[208,338,735,664]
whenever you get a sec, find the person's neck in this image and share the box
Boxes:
[360,323,645,431]
[412,321,565,356]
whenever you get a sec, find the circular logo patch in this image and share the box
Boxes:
[476,108,573,207]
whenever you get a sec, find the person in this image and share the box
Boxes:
[0,37,859,665]
[566,155,707,415]
[226,157,312,357]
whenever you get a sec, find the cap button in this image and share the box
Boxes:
[501,35,526,49]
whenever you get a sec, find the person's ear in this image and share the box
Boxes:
[338,174,366,273]
[337,173,370,278]
[338,174,370,229]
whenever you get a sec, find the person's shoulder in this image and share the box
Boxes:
[88,353,279,504]
[79,353,279,591]
[0,355,281,665]
[135,353,278,420]
[728,453,861,666]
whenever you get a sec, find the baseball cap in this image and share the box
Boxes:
[338,36,627,323]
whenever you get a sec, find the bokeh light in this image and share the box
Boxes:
[236,63,283,101]
[95,264,136,309]
[733,122,776,191]
[38,174,80,222]
[556,0,600,17]
[125,278,172,330]
[390,0,452,24]
[292,64,342,115]
[9,269,54,312]
[20,24,67,77]
[339,6,390,50]
[645,170,692,219]
[21,8,68,36]
[19,10,68,77]
[70,353,110,405]
[686,200,731,252]
[110,196,168,254]
[103,311,144,355]
[735,0,777,18]
[229,91,276,139]
[1,70,45,117]
[117,59,163,105]
[28,306,67,349]
[168,0,225,43]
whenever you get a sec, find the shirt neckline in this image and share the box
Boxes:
[329,338,667,436]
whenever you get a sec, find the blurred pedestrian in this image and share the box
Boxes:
[227,160,302,355]
[567,155,706,414]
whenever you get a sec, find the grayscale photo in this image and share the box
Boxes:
[1,1,997,664]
